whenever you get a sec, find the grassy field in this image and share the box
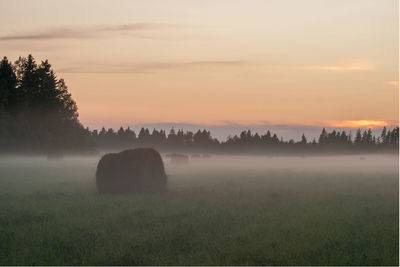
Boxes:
[0,155,398,265]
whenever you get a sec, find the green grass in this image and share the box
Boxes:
[0,155,398,265]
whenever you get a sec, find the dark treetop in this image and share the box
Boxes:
[0,55,94,153]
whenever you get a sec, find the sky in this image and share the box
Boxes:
[0,0,398,140]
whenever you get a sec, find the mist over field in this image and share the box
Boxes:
[2,154,397,188]
[0,154,398,265]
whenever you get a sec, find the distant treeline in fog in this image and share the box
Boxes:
[90,126,399,154]
[0,55,398,154]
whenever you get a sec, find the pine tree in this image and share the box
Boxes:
[381,127,387,145]
[354,129,362,146]
[0,55,94,152]
[318,128,328,145]
[300,133,307,144]
[0,57,17,111]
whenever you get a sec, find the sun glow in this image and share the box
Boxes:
[386,81,399,86]
[326,120,394,129]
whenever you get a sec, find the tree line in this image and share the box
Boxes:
[0,55,398,155]
[90,125,399,154]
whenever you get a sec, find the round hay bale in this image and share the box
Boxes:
[47,150,64,160]
[170,153,189,165]
[96,148,167,194]
[191,154,201,159]
[202,153,211,159]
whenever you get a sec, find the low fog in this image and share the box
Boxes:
[165,154,398,175]
[1,154,397,189]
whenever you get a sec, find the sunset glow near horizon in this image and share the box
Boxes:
[0,0,398,134]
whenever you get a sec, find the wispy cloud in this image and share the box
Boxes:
[0,23,176,41]
[301,62,375,71]
[58,60,248,74]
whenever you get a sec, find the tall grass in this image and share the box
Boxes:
[0,155,397,265]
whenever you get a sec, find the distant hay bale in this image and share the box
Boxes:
[360,156,367,160]
[46,150,64,160]
[202,153,211,159]
[191,154,201,159]
[170,153,189,165]
[96,148,167,194]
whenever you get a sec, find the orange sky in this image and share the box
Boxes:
[0,0,398,129]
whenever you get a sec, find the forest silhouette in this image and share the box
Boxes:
[0,55,94,153]
[0,55,398,154]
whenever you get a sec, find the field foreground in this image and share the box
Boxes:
[0,155,398,265]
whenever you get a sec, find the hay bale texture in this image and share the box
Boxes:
[96,148,167,194]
